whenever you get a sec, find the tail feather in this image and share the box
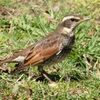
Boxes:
[0,58,14,64]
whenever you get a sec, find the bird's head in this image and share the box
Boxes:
[56,14,89,36]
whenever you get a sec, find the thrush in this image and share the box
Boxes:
[0,14,89,83]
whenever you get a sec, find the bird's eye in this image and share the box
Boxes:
[70,18,78,22]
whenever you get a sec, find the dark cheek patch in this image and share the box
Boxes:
[63,20,72,28]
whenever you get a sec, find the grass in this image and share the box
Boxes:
[0,0,100,100]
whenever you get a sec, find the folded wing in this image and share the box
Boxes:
[24,44,60,66]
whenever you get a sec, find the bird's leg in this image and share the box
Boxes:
[38,66,53,83]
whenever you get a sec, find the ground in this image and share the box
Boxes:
[0,0,100,100]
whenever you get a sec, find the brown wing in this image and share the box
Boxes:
[24,34,63,66]
[10,41,61,74]
[24,45,60,66]
[10,39,63,74]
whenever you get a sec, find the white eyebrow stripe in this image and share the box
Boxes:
[62,16,80,22]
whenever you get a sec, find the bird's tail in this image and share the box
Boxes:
[0,58,13,65]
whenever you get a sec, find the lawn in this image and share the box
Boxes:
[0,0,100,100]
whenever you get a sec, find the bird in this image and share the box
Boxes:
[0,14,89,83]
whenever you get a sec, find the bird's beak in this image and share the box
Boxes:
[79,17,90,23]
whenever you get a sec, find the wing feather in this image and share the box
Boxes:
[24,45,60,66]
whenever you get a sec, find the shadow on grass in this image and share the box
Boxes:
[0,68,89,83]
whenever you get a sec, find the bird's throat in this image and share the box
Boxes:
[62,27,74,37]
